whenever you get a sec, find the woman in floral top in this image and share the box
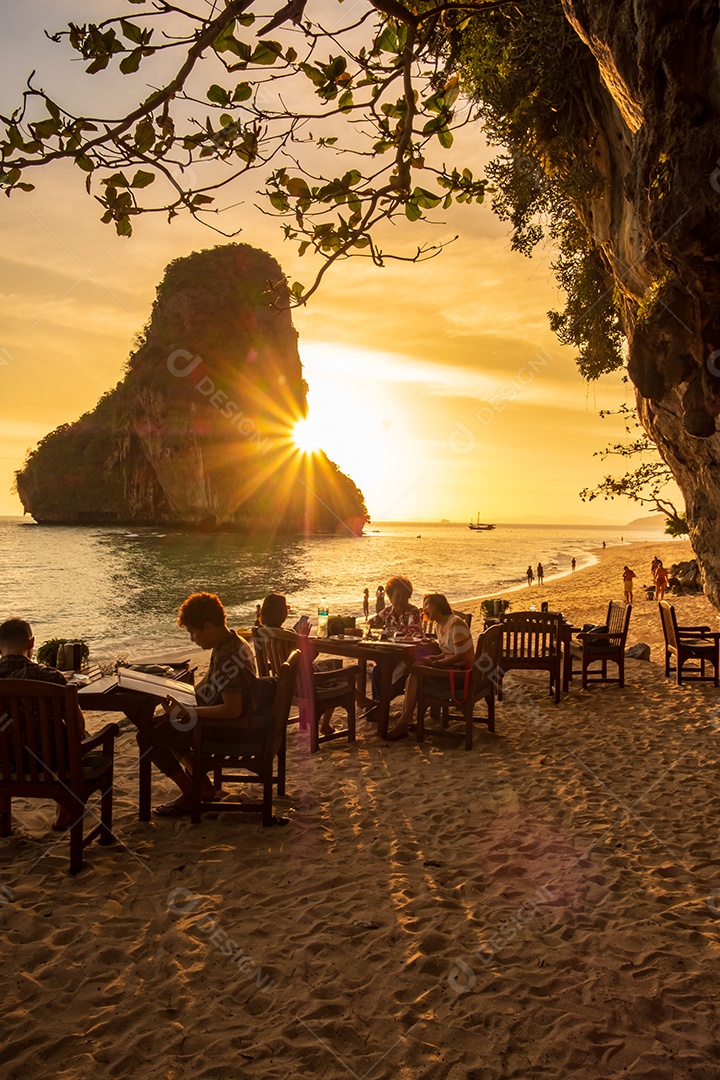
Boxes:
[363,576,423,714]
[373,576,424,637]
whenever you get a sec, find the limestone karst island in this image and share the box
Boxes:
[15,244,368,535]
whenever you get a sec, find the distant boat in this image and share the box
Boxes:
[469,514,495,531]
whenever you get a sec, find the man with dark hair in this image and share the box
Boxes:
[149,592,257,817]
[0,618,84,830]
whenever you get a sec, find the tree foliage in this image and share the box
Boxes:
[579,404,688,535]
[0,0,506,302]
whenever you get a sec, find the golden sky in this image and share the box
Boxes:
[0,1,675,523]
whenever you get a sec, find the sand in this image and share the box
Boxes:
[2,540,720,1079]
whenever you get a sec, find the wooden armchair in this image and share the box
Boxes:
[415,625,503,750]
[0,680,118,874]
[452,611,473,630]
[498,611,563,703]
[570,601,632,688]
[658,601,720,685]
[190,652,299,826]
[252,627,356,753]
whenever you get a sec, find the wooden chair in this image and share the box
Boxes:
[300,635,357,754]
[658,601,720,685]
[452,611,473,630]
[190,652,299,826]
[0,680,118,874]
[253,627,356,753]
[569,601,632,688]
[415,625,503,750]
[498,611,563,703]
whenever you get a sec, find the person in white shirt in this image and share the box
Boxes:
[386,594,474,741]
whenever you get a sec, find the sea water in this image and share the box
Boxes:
[0,517,666,662]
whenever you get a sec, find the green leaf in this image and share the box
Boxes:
[207,84,230,105]
[437,127,454,149]
[120,20,144,44]
[16,182,35,192]
[116,217,133,237]
[250,41,283,66]
[119,49,143,74]
[376,25,398,54]
[86,56,110,75]
[300,63,325,87]
[131,169,155,188]
[134,119,155,153]
[232,82,252,102]
[338,90,353,113]
[75,155,94,173]
[269,192,289,211]
[103,172,129,187]
[405,202,422,221]
[32,118,60,141]
[413,186,442,209]
[286,177,311,198]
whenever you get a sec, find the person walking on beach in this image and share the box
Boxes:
[526,565,534,586]
[375,585,385,613]
[622,565,636,603]
[536,562,544,586]
[571,557,576,572]
[651,555,661,577]
[654,560,669,601]
[362,588,370,620]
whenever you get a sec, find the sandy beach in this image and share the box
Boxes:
[3,541,720,1079]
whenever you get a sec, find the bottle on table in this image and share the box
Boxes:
[317,599,329,638]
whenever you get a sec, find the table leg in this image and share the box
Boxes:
[376,660,394,739]
[124,705,156,822]
[356,658,368,706]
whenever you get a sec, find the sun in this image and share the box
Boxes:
[292,417,322,454]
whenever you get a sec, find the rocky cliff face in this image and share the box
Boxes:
[559,0,720,602]
[16,244,368,534]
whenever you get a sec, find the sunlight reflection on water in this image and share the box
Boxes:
[0,519,663,661]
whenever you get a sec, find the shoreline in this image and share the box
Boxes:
[457,538,714,656]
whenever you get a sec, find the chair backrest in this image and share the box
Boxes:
[452,611,473,630]
[606,600,632,642]
[266,651,300,757]
[0,679,82,786]
[471,624,503,695]
[499,611,562,658]
[658,601,677,649]
[252,626,299,679]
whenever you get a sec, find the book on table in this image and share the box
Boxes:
[117,667,197,707]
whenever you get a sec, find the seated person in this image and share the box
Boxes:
[387,594,474,740]
[0,618,86,830]
[149,592,257,817]
[364,575,424,717]
[258,593,338,735]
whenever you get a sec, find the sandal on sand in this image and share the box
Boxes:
[359,704,379,721]
[153,800,192,817]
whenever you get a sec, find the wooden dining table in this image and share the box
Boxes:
[310,635,425,738]
[76,663,194,821]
